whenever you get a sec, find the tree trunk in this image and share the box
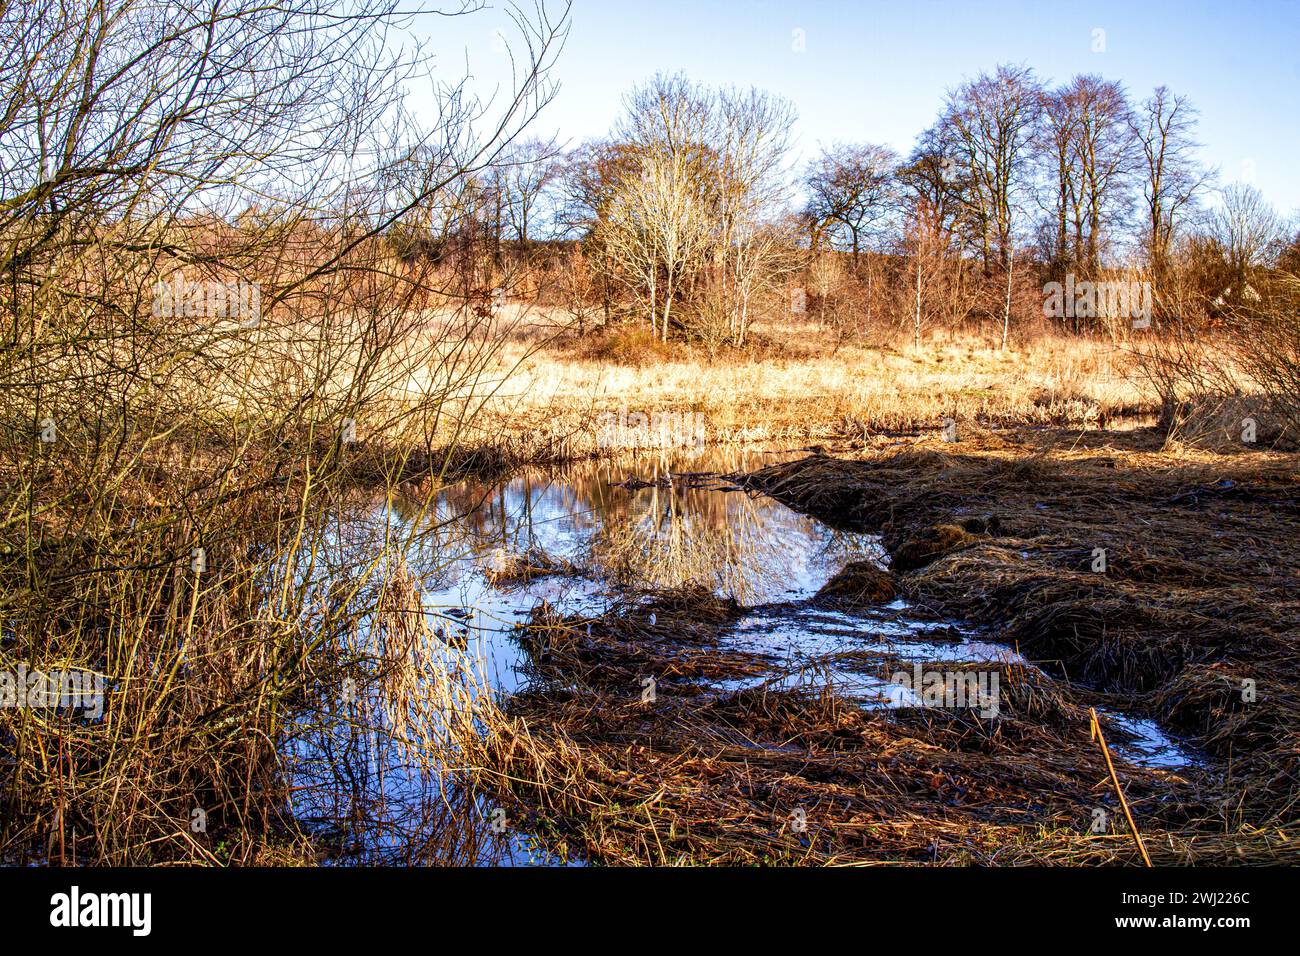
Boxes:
[914,255,922,351]
[1001,244,1014,350]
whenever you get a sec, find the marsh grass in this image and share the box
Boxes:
[744,438,1300,833]
[460,322,1148,455]
[0,438,485,864]
[464,583,1283,866]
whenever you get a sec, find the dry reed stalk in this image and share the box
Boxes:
[1090,707,1153,867]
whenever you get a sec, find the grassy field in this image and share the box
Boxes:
[449,317,1152,460]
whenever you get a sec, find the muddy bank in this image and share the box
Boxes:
[739,435,1300,828]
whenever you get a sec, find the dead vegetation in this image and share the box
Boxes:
[515,587,763,691]
[741,432,1300,825]
[814,560,897,607]
[484,548,578,588]
[445,425,1300,866]
[464,581,1289,865]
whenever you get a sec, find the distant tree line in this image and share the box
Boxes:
[387,65,1298,347]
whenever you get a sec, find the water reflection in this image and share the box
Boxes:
[404,446,883,606]
[284,445,1195,865]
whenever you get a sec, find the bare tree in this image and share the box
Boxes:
[804,143,899,264]
[597,75,717,339]
[1130,86,1213,289]
[1061,76,1137,274]
[902,199,952,350]
[942,64,1043,274]
[897,122,967,243]
[711,86,799,345]
[1037,83,1083,272]
[496,136,564,242]
[594,74,797,345]
[600,136,713,340]
[1213,183,1280,297]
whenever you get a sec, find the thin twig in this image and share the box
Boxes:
[1090,707,1152,867]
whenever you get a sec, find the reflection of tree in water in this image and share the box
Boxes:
[387,447,877,603]
[554,452,870,604]
[589,485,774,603]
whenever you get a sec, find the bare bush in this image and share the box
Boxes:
[0,0,569,864]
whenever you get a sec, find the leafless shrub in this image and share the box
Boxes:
[0,0,569,864]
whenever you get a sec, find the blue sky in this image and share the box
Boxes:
[420,0,1300,216]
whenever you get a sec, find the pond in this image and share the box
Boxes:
[286,445,1194,864]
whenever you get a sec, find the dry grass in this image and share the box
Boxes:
[462,580,1295,865]
[814,560,898,607]
[742,431,1300,827]
[438,320,1149,456]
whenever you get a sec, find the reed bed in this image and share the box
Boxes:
[451,566,1300,865]
[0,427,507,865]
[461,328,1150,455]
[741,432,1300,832]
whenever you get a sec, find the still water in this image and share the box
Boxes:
[286,446,1193,864]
